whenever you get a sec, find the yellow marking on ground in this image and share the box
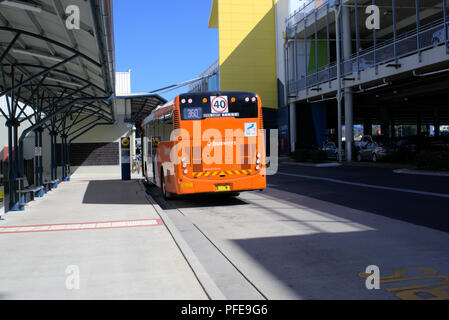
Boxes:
[359,267,449,300]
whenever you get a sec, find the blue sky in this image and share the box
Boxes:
[113,0,218,101]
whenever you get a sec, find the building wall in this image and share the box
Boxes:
[0,96,34,153]
[209,0,279,110]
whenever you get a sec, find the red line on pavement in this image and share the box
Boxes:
[0,219,164,234]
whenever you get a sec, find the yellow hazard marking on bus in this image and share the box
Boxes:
[192,169,255,177]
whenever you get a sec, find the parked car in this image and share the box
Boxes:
[355,135,389,150]
[322,142,339,159]
[432,25,449,46]
[354,135,374,150]
[396,136,424,160]
[356,141,397,162]
[424,136,449,151]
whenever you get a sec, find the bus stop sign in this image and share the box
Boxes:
[121,137,131,181]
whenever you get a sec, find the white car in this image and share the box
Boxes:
[354,135,374,150]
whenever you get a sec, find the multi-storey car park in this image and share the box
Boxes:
[285,0,449,161]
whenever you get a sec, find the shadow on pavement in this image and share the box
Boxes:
[230,190,449,299]
[82,180,149,205]
[144,183,249,210]
[268,172,449,234]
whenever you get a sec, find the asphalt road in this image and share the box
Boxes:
[145,165,449,299]
[271,163,449,233]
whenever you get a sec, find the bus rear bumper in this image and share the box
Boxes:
[174,175,266,195]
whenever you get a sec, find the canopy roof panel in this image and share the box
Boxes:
[0,0,116,122]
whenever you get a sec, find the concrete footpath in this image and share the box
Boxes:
[0,174,207,300]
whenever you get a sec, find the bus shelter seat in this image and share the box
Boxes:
[16,177,45,205]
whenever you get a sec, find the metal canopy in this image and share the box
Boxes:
[0,0,116,123]
[0,0,116,211]
[124,94,166,123]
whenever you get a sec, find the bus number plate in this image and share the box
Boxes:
[216,185,231,192]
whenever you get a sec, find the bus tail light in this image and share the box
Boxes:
[245,97,250,102]
[251,97,257,102]
[188,98,193,104]
[181,98,186,104]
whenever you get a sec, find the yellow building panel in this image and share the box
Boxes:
[208,0,218,28]
[209,0,278,109]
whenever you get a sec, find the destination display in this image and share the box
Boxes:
[182,107,203,120]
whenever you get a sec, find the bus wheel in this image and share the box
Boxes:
[161,171,173,200]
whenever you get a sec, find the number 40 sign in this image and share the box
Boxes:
[210,96,229,114]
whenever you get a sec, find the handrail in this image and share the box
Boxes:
[288,17,449,94]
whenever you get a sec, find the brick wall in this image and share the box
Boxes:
[57,142,119,166]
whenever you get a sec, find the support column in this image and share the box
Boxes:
[289,102,297,153]
[61,134,69,181]
[434,107,440,137]
[37,127,44,187]
[66,138,71,180]
[34,127,45,195]
[60,134,66,181]
[34,129,39,188]
[363,120,372,136]
[342,5,354,161]
[390,118,396,140]
[381,106,390,138]
[417,109,422,136]
[49,130,57,181]
[6,120,17,210]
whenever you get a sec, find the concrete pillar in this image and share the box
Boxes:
[381,106,389,137]
[130,126,136,172]
[434,107,440,137]
[363,120,372,136]
[342,6,354,161]
[390,118,396,140]
[289,102,297,153]
[417,109,422,136]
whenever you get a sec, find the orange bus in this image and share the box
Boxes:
[142,91,266,199]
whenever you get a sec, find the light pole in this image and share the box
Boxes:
[334,1,343,162]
